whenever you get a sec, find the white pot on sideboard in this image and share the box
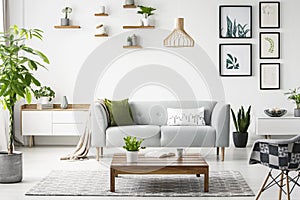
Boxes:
[40,97,49,104]
[126,151,138,163]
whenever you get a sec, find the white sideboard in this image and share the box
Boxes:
[257,116,300,138]
[21,104,89,147]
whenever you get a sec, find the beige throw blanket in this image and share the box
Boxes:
[60,99,110,160]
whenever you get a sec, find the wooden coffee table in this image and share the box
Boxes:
[110,153,209,192]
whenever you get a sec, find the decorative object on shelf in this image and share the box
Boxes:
[126,36,132,46]
[131,34,137,46]
[284,87,300,117]
[125,0,135,5]
[219,5,252,38]
[61,7,72,26]
[137,5,156,26]
[33,86,55,104]
[264,108,287,117]
[61,96,68,109]
[260,32,280,59]
[95,24,108,37]
[164,18,194,47]
[260,63,280,90]
[0,25,50,183]
[99,5,105,14]
[231,105,251,148]
[259,1,280,28]
[219,43,252,76]
[123,136,145,163]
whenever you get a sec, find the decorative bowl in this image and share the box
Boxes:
[264,109,287,117]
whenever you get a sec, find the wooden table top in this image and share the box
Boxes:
[111,153,208,167]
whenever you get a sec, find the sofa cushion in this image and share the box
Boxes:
[161,126,216,147]
[104,98,135,126]
[106,125,160,147]
[167,107,206,126]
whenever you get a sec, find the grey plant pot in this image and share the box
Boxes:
[61,18,70,26]
[233,132,248,148]
[294,109,300,117]
[0,151,22,183]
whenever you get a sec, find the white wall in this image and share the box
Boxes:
[8,0,300,146]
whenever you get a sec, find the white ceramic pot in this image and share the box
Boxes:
[141,17,150,26]
[125,0,134,5]
[99,6,105,14]
[126,151,138,163]
[40,97,49,104]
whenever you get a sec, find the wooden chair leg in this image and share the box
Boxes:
[256,170,271,200]
[278,171,284,200]
[221,147,225,161]
[100,147,103,157]
[216,147,219,156]
[286,172,291,200]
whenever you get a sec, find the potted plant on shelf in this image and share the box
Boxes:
[231,106,251,148]
[33,86,55,104]
[61,6,72,26]
[0,25,50,183]
[284,87,300,117]
[123,136,144,162]
[137,5,156,26]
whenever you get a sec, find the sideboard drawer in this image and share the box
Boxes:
[52,124,84,136]
[52,111,87,123]
[257,118,300,135]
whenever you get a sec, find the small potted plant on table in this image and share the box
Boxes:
[137,5,156,26]
[231,106,251,148]
[123,136,144,162]
[284,87,300,117]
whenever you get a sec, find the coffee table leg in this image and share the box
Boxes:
[110,168,115,192]
[204,170,209,192]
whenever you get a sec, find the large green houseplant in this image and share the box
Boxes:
[231,106,251,148]
[0,25,50,183]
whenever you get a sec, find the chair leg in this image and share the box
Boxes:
[256,170,271,200]
[216,147,219,156]
[278,171,284,200]
[221,147,225,161]
[286,172,291,200]
[100,147,103,157]
[96,147,104,161]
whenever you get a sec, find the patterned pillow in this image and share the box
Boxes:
[167,107,206,126]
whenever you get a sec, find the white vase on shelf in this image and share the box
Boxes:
[61,96,68,109]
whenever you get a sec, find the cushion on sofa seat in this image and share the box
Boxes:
[106,125,160,147]
[160,126,216,147]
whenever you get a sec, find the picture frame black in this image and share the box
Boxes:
[259,32,280,59]
[219,5,252,38]
[259,1,280,28]
[260,63,280,90]
[219,43,252,77]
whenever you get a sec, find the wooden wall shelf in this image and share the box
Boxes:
[94,13,109,16]
[123,5,137,8]
[95,34,108,37]
[54,26,81,29]
[123,25,155,29]
[123,45,142,49]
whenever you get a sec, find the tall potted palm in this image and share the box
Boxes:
[0,25,50,183]
[231,106,251,148]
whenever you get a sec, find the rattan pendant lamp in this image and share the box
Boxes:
[163,18,194,47]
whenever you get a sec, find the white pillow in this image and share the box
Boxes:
[167,107,206,126]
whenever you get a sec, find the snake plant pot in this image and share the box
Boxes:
[233,132,248,148]
[294,109,300,117]
[0,151,22,183]
[126,151,138,163]
[60,18,70,26]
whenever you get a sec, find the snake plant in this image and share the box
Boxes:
[231,106,251,133]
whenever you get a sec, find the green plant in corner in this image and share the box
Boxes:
[284,87,300,109]
[226,53,240,69]
[231,106,251,133]
[137,5,156,19]
[33,86,55,101]
[123,136,145,151]
[62,7,72,19]
[0,25,50,154]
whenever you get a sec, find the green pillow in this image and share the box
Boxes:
[104,98,135,126]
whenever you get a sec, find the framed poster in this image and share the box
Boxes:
[260,32,280,59]
[219,44,252,76]
[259,2,280,28]
[219,5,252,38]
[260,63,280,90]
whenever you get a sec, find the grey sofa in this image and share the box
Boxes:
[91,101,230,161]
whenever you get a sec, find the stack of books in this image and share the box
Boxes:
[37,103,53,110]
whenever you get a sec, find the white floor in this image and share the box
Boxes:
[1,146,299,200]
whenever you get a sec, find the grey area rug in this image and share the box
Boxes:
[26,170,255,197]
